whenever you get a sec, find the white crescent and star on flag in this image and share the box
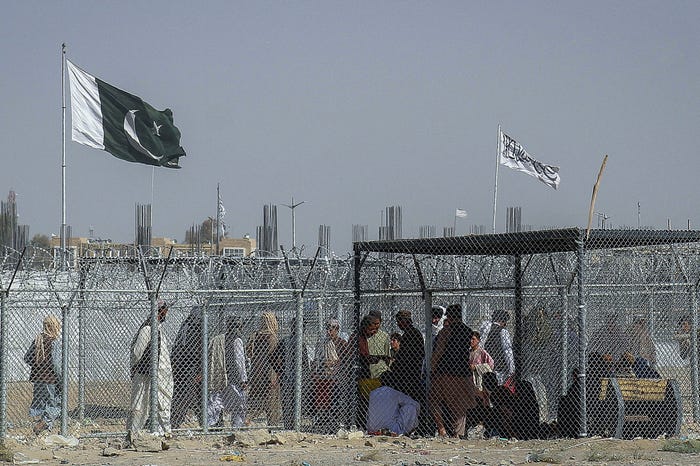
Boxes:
[123,110,163,162]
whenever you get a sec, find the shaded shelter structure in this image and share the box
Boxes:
[353,228,700,438]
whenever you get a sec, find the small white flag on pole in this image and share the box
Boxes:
[499,129,560,189]
[455,209,468,218]
[217,194,227,237]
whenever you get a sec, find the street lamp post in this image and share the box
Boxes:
[283,197,305,251]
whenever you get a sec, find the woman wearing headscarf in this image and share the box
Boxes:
[24,314,62,434]
[170,306,204,429]
[246,312,281,425]
[313,318,348,433]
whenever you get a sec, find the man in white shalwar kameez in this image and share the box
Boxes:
[127,301,174,438]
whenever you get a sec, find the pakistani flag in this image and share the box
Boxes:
[67,60,185,168]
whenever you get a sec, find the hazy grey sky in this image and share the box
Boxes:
[1,1,698,253]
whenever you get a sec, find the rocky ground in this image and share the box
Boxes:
[3,426,700,466]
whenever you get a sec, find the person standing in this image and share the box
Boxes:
[385,310,433,437]
[384,310,424,402]
[469,331,494,391]
[431,306,445,347]
[628,317,657,369]
[313,318,347,433]
[354,314,388,429]
[247,312,281,425]
[430,304,476,438]
[207,317,248,427]
[367,310,392,380]
[480,309,515,386]
[675,315,700,362]
[272,317,311,430]
[24,314,62,434]
[170,307,203,429]
[127,300,173,438]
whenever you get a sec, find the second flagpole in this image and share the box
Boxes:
[492,124,501,234]
[61,43,67,269]
[216,183,220,255]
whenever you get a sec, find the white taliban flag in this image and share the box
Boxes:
[217,194,227,237]
[455,209,467,218]
[499,129,560,189]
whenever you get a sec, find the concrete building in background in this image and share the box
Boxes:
[49,235,256,267]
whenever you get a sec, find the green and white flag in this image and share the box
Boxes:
[67,60,185,168]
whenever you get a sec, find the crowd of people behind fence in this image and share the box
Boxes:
[21,302,697,443]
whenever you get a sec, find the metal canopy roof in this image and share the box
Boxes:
[353,228,700,257]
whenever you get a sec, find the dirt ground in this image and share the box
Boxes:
[3,427,700,466]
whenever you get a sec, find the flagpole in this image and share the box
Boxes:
[150,167,155,249]
[61,43,67,270]
[216,183,220,255]
[492,124,501,234]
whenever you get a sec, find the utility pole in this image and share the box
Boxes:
[637,202,641,229]
[282,197,305,251]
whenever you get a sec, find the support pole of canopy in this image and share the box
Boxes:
[353,247,362,428]
[513,254,522,381]
[423,290,433,411]
[559,286,569,396]
[576,235,588,437]
[690,285,699,422]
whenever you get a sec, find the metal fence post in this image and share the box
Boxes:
[691,285,699,422]
[294,292,303,431]
[78,274,86,421]
[0,291,7,440]
[201,304,209,432]
[148,297,158,433]
[559,286,569,396]
[60,304,69,436]
[576,236,588,438]
[352,248,361,429]
[423,291,433,407]
[513,255,522,382]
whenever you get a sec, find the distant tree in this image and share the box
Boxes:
[27,233,53,269]
[184,218,214,244]
[30,234,51,249]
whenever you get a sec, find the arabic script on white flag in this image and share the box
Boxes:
[499,130,560,189]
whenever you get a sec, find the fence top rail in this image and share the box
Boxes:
[353,228,700,257]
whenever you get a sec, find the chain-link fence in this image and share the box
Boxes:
[2,228,700,441]
[0,246,357,439]
[353,228,700,439]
